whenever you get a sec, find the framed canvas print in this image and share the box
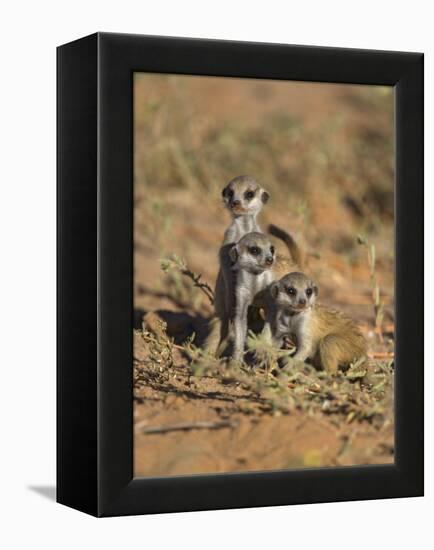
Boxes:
[57,33,423,517]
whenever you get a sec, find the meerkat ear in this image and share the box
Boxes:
[228,245,238,264]
[313,285,319,296]
[270,282,279,299]
[261,190,270,204]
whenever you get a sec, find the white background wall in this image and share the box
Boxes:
[0,1,431,548]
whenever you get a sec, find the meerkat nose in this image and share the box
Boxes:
[265,255,274,265]
[298,298,306,306]
[232,199,241,207]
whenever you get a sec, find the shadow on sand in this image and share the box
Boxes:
[134,308,209,347]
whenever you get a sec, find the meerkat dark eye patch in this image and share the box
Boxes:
[270,245,275,254]
[248,246,260,256]
[244,190,255,200]
[222,187,233,198]
[306,287,313,297]
[286,286,296,296]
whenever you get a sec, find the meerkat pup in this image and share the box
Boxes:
[221,175,270,244]
[263,272,367,373]
[222,232,276,361]
[205,176,270,354]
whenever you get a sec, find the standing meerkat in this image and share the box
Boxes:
[204,176,270,354]
[223,232,276,361]
[262,272,367,373]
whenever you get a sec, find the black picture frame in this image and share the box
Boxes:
[57,32,424,517]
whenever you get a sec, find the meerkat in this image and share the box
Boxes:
[209,225,302,357]
[262,272,367,373]
[220,175,270,243]
[218,232,276,361]
[204,176,270,354]
[204,176,303,356]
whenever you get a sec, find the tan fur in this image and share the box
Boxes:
[309,305,367,372]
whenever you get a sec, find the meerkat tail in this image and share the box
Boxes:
[267,223,303,268]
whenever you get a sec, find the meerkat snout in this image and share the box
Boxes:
[222,175,269,216]
[229,232,275,274]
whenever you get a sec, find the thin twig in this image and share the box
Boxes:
[136,419,238,435]
[181,266,215,305]
[161,255,214,305]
